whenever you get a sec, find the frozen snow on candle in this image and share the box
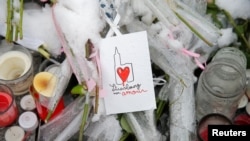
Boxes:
[216,0,250,19]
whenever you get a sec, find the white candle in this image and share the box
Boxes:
[0,51,31,80]
[18,111,38,132]
[20,94,36,111]
[0,49,33,95]
[33,72,57,107]
[45,64,60,74]
[5,126,25,141]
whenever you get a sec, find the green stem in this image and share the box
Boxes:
[223,10,250,49]
[156,100,166,120]
[119,132,130,141]
[174,12,213,47]
[10,24,13,42]
[50,0,57,4]
[45,110,53,123]
[14,25,19,41]
[78,102,89,141]
[19,0,23,39]
[6,0,12,42]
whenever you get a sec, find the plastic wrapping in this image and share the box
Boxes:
[45,59,72,121]
[38,96,85,141]
[124,110,164,141]
[84,115,123,141]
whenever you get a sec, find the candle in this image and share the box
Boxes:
[18,111,38,131]
[45,64,60,74]
[33,72,57,106]
[0,45,33,95]
[0,51,31,79]
[233,113,250,125]
[20,94,36,111]
[4,126,25,141]
[0,85,18,127]
[30,72,65,121]
[197,114,232,141]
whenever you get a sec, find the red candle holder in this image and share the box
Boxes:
[0,84,18,127]
[233,113,250,125]
[197,113,232,141]
[29,84,65,122]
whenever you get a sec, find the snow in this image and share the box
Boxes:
[217,28,238,48]
[54,0,105,53]
[0,1,249,140]
[216,0,250,19]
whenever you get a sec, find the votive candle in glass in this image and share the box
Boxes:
[197,113,232,141]
[30,72,65,121]
[0,84,18,127]
[0,41,33,95]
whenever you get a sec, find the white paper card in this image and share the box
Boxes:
[99,31,156,115]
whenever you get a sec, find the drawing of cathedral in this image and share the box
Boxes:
[113,47,134,85]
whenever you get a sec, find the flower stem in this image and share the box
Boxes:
[78,102,89,141]
[119,132,130,141]
[19,0,23,39]
[94,86,99,114]
[6,0,12,42]
[223,10,250,50]
[174,11,213,47]
[156,100,166,120]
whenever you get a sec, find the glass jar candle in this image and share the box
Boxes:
[0,41,33,95]
[212,47,247,68]
[196,47,247,121]
[29,84,65,121]
[197,113,232,141]
[0,84,18,127]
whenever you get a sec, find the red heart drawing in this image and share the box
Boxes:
[117,67,130,85]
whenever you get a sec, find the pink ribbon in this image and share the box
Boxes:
[181,48,205,70]
[167,28,205,70]
[89,48,107,97]
[51,4,96,91]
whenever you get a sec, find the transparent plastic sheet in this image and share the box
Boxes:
[158,82,170,102]
[124,18,197,141]
[143,0,179,27]
[54,101,92,141]
[125,19,194,79]
[168,77,197,141]
[149,38,197,140]
[174,0,221,47]
[144,0,221,47]
[84,115,123,141]
[45,59,72,121]
[179,0,207,15]
[38,96,85,141]
[124,110,164,141]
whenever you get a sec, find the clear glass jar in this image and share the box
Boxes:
[212,47,247,69]
[196,47,247,121]
[0,41,34,95]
